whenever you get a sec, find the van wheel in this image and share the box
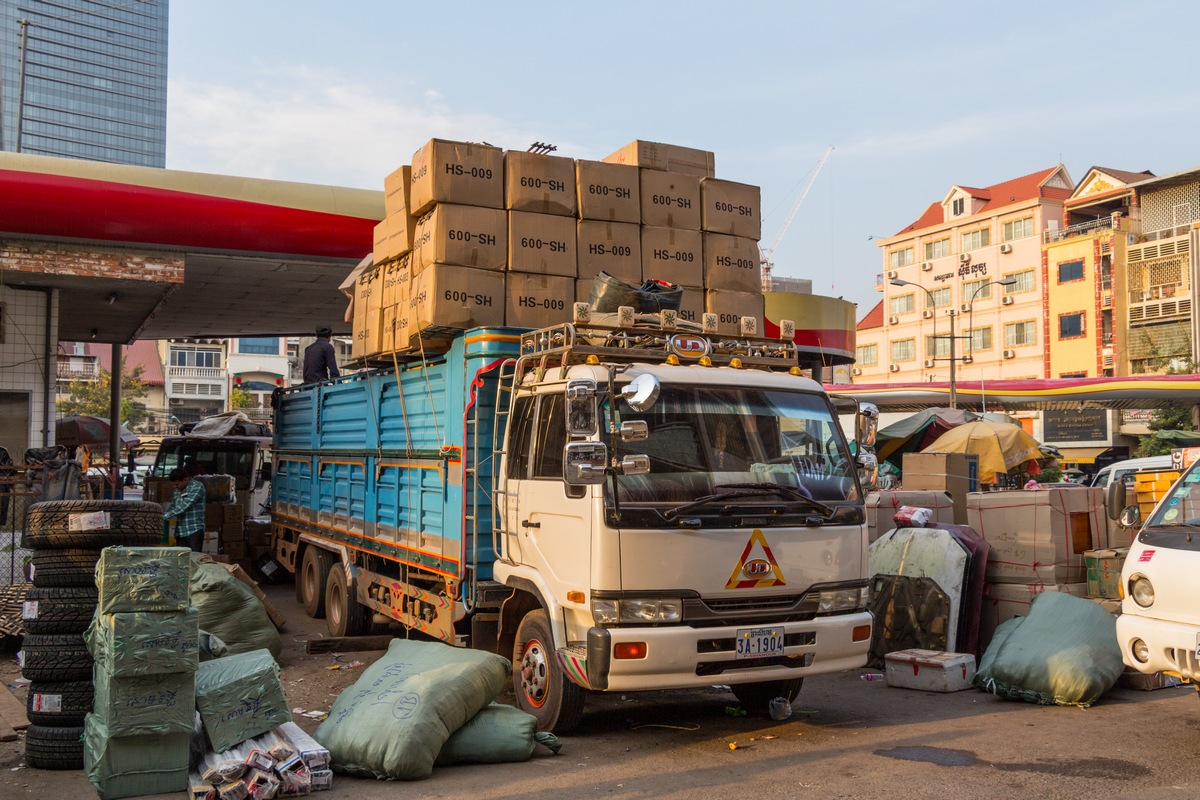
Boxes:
[513,609,585,734]
[731,678,805,715]
[325,565,369,638]
[301,547,333,619]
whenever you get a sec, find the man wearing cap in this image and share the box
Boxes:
[303,325,341,384]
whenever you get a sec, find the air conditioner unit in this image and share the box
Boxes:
[1003,349,1017,359]
[888,315,900,325]
[1001,295,1015,306]
[962,355,973,364]
[887,269,898,279]
[851,367,862,376]
[889,364,901,373]
[959,253,972,263]
[1000,243,1013,254]
[921,310,933,319]
[960,303,971,312]
[921,261,933,271]
[923,359,935,368]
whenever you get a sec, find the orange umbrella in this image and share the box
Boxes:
[921,420,1042,484]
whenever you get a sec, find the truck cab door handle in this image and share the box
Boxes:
[521,520,540,529]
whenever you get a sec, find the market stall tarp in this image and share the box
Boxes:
[923,420,1043,484]
[876,407,980,468]
[56,415,140,450]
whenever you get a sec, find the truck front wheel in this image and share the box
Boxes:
[513,609,585,734]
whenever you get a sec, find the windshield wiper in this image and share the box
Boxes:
[663,483,834,521]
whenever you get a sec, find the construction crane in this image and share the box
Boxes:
[760,145,833,290]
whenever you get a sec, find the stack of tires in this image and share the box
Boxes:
[19,500,163,770]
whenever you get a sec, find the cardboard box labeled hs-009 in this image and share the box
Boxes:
[576,221,642,285]
[642,227,703,287]
[703,233,762,293]
[505,273,574,329]
[409,138,503,215]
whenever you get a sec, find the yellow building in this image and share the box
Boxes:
[856,166,1073,385]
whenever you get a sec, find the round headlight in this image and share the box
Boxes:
[1130,575,1155,608]
[1131,638,1150,664]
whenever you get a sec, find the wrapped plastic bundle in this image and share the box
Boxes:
[86,606,200,676]
[436,702,562,765]
[95,546,191,613]
[189,556,281,657]
[194,649,291,753]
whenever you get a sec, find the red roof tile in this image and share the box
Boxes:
[857,300,884,330]
[86,340,165,385]
[895,166,1068,236]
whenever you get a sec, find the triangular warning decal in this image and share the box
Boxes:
[725,529,786,589]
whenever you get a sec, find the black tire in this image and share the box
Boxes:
[513,609,585,734]
[731,678,805,715]
[26,680,94,726]
[22,500,163,550]
[20,633,93,682]
[325,564,369,638]
[301,546,333,619]
[22,586,98,635]
[24,724,85,770]
[29,549,103,588]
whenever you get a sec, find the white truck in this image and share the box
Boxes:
[272,311,879,731]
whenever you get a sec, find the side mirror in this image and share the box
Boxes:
[566,379,599,436]
[1106,480,1126,521]
[620,374,660,413]
[618,420,648,442]
[564,442,608,485]
[856,403,879,450]
[855,452,879,491]
[1119,505,1142,530]
[618,454,651,476]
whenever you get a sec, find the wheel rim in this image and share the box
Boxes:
[519,638,550,708]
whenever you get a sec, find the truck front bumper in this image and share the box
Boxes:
[1116,612,1200,681]
[558,611,872,692]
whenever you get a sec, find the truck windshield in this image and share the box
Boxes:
[1143,465,1200,536]
[606,386,858,505]
[151,440,259,490]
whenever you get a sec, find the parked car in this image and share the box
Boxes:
[1089,456,1173,489]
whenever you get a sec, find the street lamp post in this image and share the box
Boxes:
[892,276,1018,409]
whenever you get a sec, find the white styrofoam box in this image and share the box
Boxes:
[884,648,977,692]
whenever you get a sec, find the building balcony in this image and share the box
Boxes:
[1044,216,1116,244]
[56,362,99,381]
[167,366,224,380]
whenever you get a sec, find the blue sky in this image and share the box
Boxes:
[167,1,1200,317]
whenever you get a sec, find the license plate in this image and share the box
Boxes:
[735,627,785,659]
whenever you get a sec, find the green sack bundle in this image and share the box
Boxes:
[194,648,291,753]
[189,556,281,657]
[86,607,200,676]
[973,591,1124,707]
[315,638,511,780]
[436,702,562,766]
[84,712,190,800]
[96,546,191,613]
[92,661,195,737]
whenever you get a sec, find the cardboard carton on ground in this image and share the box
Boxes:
[413,204,507,274]
[901,452,979,525]
[505,273,574,329]
[384,164,412,218]
[409,138,503,215]
[1085,547,1128,599]
[642,226,703,287]
[508,211,577,277]
[576,160,640,223]
[576,221,642,285]
[700,177,761,239]
[505,151,576,216]
[640,169,701,229]
[703,233,762,293]
[967,487,1104,584]
[409,263,506,334]
[603,139,715,178]
[884,649,976,692]
[864,490,956,543]
[704,289,765,335]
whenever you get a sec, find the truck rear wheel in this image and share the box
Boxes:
[513,609,585,734]
[325,564,370,638]
[300,547,333,619]
[731,677,805,715]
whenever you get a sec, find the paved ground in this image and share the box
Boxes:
[3,580,1200,799]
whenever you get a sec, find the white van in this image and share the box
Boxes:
[1110,461,1200,685]
[1089,455,1173,489]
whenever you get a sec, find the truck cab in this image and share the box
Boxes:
[149,433,273,516]
[1111,458,1200,687]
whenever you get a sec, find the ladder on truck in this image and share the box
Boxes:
[490,357,520,567]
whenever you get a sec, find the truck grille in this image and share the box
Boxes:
[684,594,818,627]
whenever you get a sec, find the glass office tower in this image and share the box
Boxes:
[0,0,168,166]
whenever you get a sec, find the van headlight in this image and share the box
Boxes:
[1130,575,1154,608]
[816,586,870,615]
[592,598,682,625]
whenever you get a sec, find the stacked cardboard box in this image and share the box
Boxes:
[968,488,1105,648]
[353,137,770,360]
[84,547,197,797]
